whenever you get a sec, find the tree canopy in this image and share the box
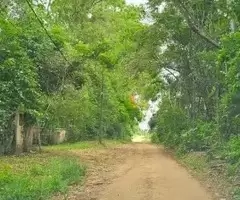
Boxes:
[0,0,156,154]
[147,0,240,167]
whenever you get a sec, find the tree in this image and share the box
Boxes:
[0,0,154,154]
[147,1,240,165]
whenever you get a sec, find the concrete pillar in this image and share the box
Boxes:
[24,126,34,152]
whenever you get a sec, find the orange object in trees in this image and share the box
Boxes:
[130,95,137,108]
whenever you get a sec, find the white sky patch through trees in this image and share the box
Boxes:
[125,0,148,5]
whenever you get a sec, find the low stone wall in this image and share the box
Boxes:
[51,129,66,145]
[24,127,67,152]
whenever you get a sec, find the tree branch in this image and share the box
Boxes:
[176,0,220,49]
[88,0,104,11]
[163,68,179,80]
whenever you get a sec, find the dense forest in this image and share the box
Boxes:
[148,0,240,196]
[0,0,159,154]
[149,0,240,160]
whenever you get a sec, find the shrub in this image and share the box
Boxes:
[179,122,216,153]
[154,98,188,148]
[151,132,160,144]
[223,136,240,164]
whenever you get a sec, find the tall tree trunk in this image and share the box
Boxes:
[15,111,23,155]
[98,65,104,144]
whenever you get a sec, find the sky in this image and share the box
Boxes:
[38,0,148,8]
[125,0,148,5]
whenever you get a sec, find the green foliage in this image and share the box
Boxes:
[150,132,160,144]
[0,11,43,153]
[154,97,188,148]
[179,122,216,153]
[217,33,240,139]
[178,153,208,173]
[0,158,85,200]
[0,0,153,153]
[222,137,240,164]
[147,2,240,197]
[45,140,126,151]
[233,188,240,200]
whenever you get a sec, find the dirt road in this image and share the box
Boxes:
[55,143,213,200]
[98,143,212,200]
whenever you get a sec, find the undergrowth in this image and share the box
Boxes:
[0,139,127,200]
[44,139,127,151]
[151,132,240,200]
[0,154,85,200]
[150,96,240,200]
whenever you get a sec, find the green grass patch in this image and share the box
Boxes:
[233,188,240,200]
[0,140,127,200]
[150,132,160,144]
[0,154,85,200]
[44,139,127,151]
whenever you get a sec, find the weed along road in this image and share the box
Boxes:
[58,143,213,200]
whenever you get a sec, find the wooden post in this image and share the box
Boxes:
[15,111,23,155]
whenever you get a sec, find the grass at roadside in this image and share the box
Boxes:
[0,140,126,200]
[131,134,151,143]
[0,153,85,200]
[151,133,239,200]
[178,153,208,174]
[44,139,128,151]
[177,153,239,200]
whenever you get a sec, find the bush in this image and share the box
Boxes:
[0,158,85,200]
[223,136,240,164]
[154,98,188,148]
[179,122,216,153]
[151,132,160,143]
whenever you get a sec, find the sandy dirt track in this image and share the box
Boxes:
[54,143,213,200]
